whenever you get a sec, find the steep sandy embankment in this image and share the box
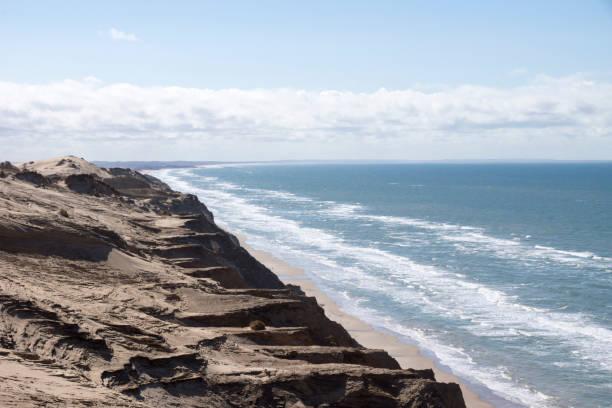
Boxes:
[0,156,466,407]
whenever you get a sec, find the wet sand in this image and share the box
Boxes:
[239,236,495,408]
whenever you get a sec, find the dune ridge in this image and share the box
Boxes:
[0,156,465,407]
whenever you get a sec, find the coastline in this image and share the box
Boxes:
[237,234,495,408]
[0,157,475,407]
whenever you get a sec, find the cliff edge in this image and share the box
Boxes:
[0,156,466,407]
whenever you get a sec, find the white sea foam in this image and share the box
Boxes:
[321,203,365,216]
[314,205,612,270]
[151,168,612,407]
[249,188,314,202]
[533,245,612,262]
[351,214,612,270]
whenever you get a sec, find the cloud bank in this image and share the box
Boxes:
[108,28,140,42]
[0,75,611,161]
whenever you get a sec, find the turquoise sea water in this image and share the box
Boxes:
[151,163,612,408]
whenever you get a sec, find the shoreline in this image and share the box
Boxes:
[0,157,476,407]
[237,234,495,408]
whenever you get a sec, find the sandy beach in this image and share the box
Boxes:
[239,236,495,408]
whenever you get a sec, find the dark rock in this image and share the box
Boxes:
[15,170,51,187]
[65,174,117,196]
[250,320,266,330]
[0,161,18,174]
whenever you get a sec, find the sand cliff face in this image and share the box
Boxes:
[0,156,466,408]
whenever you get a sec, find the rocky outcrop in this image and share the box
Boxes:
[14,170,51,186]
[0,156,466,407]
[65,174,118,196]
[0,161,19,177]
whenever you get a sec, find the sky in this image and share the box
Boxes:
[1,0,611,161]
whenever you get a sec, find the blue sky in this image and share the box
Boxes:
[2,0,611,90]
[1,1,611,161]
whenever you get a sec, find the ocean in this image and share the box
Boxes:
[150,163,612,408]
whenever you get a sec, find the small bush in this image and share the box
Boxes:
[249,320,266,331]
[59,209,69,217]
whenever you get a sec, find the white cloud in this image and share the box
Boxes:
[0,75,611,161]
[508,67,528,77]
[108,28,140,42]
[83,76,102,84]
